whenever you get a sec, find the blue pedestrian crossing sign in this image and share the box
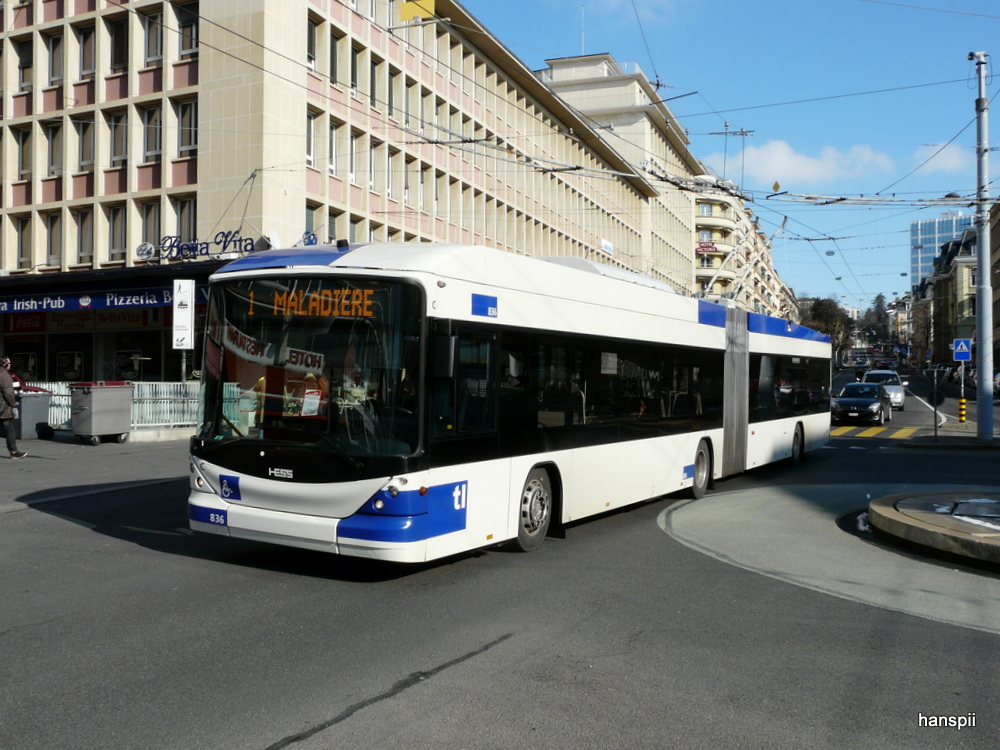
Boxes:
[953,338,972,362]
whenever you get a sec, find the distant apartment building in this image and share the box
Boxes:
[537,52,797,316]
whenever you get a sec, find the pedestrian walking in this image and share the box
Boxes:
[0,355,27,459]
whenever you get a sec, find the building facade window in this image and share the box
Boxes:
[176,197,196,242]
[306,111,317,166]
[349,131,359,183]
[16,216,32,269]
[178,5,199,58]
[109,18,128,71]
[17,39,33,91]
[307,18,319,71]
[178,100,198,156]
[16,128,32,181]
[76,209,94,263]
[142,107,162,162]
[328,121,339,174]
[46,123,63,176]
[45,212,62,266]
[76,119,94,172]
[108,205,126,261]
[78,26,95,78]
[143,12,163,66]
[47,34,64,85]
[141,201,160,246]
[108,112,127,166]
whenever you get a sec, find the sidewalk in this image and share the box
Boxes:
[902,419,1000,450]
[0,432,192,515]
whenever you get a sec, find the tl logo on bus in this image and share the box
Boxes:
[452,483,468,510]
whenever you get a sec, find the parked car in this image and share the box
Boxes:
[862,369,908,410]
[831,382,893,426]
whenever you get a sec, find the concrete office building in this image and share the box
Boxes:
[0,0,689,381]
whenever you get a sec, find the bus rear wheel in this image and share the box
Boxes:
[689,440,711,499]
[514,468,552,552]
[791,425,804,462]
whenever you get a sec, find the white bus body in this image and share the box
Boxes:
[189,243,830,562]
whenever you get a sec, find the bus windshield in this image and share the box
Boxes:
[197,276,423,457]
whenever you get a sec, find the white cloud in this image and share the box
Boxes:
[911,143,973,175]
[703,140,895,187]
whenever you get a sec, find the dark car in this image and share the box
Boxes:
[831,382,892,426]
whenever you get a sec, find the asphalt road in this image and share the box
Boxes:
[2,411,999,749]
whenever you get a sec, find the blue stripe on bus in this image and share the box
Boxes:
[748,312,831,342]
[339,481,468,543]
[697,300,727,328]
[218,245,355,273]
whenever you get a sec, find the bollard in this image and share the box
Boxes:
[959,397,967,422]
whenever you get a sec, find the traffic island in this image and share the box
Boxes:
[868,492,1000,565]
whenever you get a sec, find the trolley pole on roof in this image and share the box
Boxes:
[971,52,995,440]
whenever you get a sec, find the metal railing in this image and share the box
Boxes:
[26,381,201,430]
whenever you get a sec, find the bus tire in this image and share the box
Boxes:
[514,468,552,552]
[791,425,804,462]
[689,439,711,499]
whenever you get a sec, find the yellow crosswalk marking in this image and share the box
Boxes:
[856,426,887,437]
[831,425,920,439]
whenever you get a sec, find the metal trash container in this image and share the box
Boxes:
[14,390,54,440]
[70,381,134,446]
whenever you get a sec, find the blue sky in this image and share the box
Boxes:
[462,0,1000,308]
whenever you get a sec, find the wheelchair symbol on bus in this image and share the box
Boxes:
[219,475,242,501]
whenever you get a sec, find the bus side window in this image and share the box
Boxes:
[456,334,496,433]
[432,332,497,436]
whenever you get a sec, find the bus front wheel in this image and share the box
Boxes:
[514,468,552,552]
[689,440,711,499]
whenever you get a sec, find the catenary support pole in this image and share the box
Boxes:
[972,52,995,440]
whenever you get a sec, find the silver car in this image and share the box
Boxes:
[862,369,908,410]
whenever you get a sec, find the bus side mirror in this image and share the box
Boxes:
[431,335,458,379]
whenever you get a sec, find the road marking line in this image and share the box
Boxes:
[889,427,919,439]
[830,426,855,436]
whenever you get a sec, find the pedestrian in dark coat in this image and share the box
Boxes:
[0,355,27,459]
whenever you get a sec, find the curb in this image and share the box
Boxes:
[868,491,1000,565]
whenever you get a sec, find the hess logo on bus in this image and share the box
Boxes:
[269,467,294,479]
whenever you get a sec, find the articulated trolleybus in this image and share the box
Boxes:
[189,242,830,562]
